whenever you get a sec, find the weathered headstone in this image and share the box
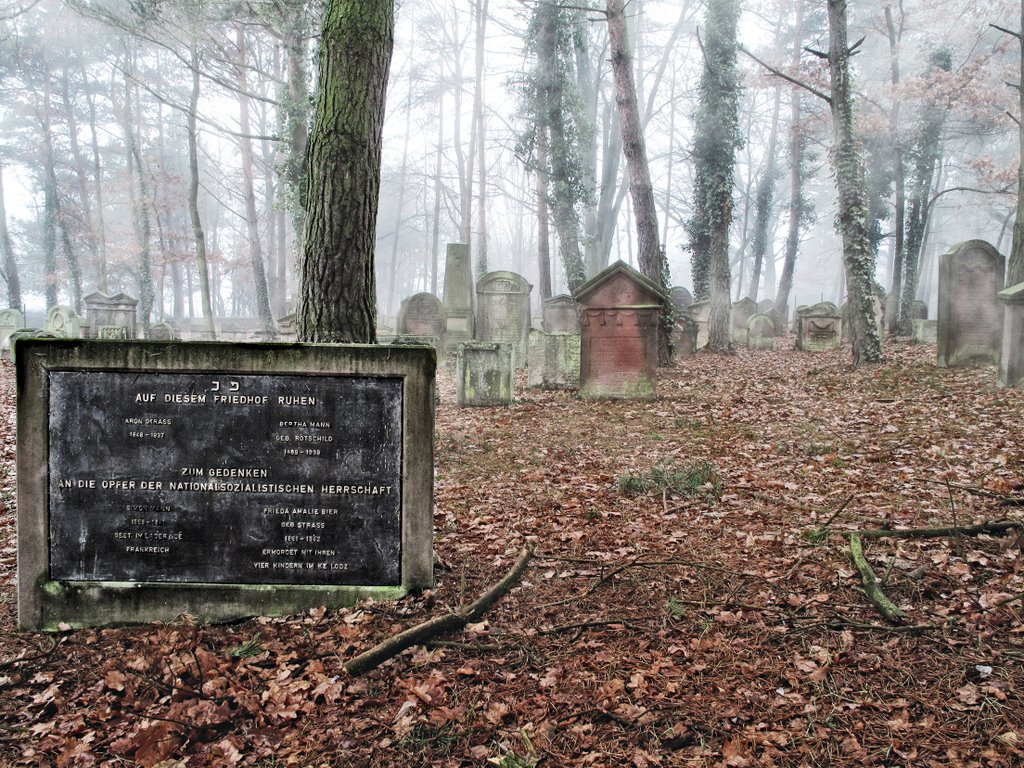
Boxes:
[476,271,532,368]
[573,260,666,399]
[277,313,297,341]
[44,307,83,339]
[542,295,579,333]
[796,302,842,352]
[672,314,699,358]
[670,286,694,315]
[688,300,711,349]
[747,313,777,350]
[147,321,180,341]
[730,297,757,346]
[912,319,938,344]
[456,342,513,406]
[998,282,1024,388]
[442,243,474,354]
[756,299,774,315]
[397,292,446,355]
[97,326,129,340]
[911,300,928,320]
[84,292,138,339]
[0,308,24,350]
[527,330,580,389]
[16,340,435,630]
[937,240,1005,367]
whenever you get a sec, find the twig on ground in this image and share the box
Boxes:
[0,636,60,670]
[343,546,534,676]
[849,534,905,624]
[540,618,647,635]
[855,520,1020,540]
[915,478,1024,506]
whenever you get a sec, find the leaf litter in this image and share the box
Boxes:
[0,340,1022,766]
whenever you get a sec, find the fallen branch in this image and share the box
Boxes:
[915,478,1024,506]
[855,520,1020,540]
[849,534,905,624]
[540,618,647,635]
[343,546,534,676]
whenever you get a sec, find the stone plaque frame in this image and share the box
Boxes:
[17,339,435,630]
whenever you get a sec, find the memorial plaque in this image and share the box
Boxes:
[48,371,403,585]
[17,340,435,630]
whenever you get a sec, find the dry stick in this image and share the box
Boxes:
[946,479,963,557]
[855,520,1021,540]
[343,546,535,676]
[541,618,648,635]
[848,534,905,624]
[915,478,1024,506]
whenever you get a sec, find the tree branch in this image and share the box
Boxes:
[990,23,1022,40]
[855,520,1020,540]
[343,547,535,676]
[849,534,905,623]
[738,43,831,105]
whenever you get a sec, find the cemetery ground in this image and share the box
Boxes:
[1,340,1023,768]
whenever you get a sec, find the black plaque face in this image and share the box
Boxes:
[47,371,403,585]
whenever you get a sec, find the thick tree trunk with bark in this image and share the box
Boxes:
[298,0,393,343]
[827,0,882,366]
[606,0,671,364]
[884,7,906,333]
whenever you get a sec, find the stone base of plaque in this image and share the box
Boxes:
[17,339,436,631]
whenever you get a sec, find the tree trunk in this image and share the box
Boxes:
[827,0,882,366]
[884,6,906,333]
[298,0,394,343]
[79,47,108,293]
[606,0,671,364]
[773,0,805,317]
[750,82,783,303]
[0,160,21,309]
[186,38,216,339]
[1008,3,1024,287]
[473,0,489,278]
[282,2,311,250]
[536,125,553,301]
[235,24,277,338]
[429,96,444,297]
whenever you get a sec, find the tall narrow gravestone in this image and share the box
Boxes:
[937,240,1005,367]
[442,243,474,354]
[573,260,667,399]
[476,271,532,368]
[998,282,1024,388]
[16,340,435,630]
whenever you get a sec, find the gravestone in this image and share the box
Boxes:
[671,286,694,315]
[0,308,24,350]
[527,330,581,389]
[277,313,297,341]
[476,271,532,368]
[542,295,579,333]
[688,300,711,349]
[911,300,928,320]
[147,321,180,341]
[796,302,842,352]
[84,292,138,339]
[912,320,938,344]
[937,240,1005,367]
[97,326,129,340]
[731,297,758,346]
[456,342,513,406]
[756,299,774,315]
[672,314,699,358]
[397,292,446,355]
[45,305,83,337]
[442,243,474,354]
[747,313,777,350]
[573,260,666,399]
[16,339,435,630]
[998,282,1024,388]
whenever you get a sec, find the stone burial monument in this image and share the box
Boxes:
[998,281,1024,388]
[16,339,435,630]
[573,260,667,399]
[937,240,1005,368]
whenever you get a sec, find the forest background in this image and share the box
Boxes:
[0,0,1020,338]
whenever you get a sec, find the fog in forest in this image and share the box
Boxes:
[0,0,1019,330]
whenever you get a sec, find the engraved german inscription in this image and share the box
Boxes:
[48,371,403,585]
